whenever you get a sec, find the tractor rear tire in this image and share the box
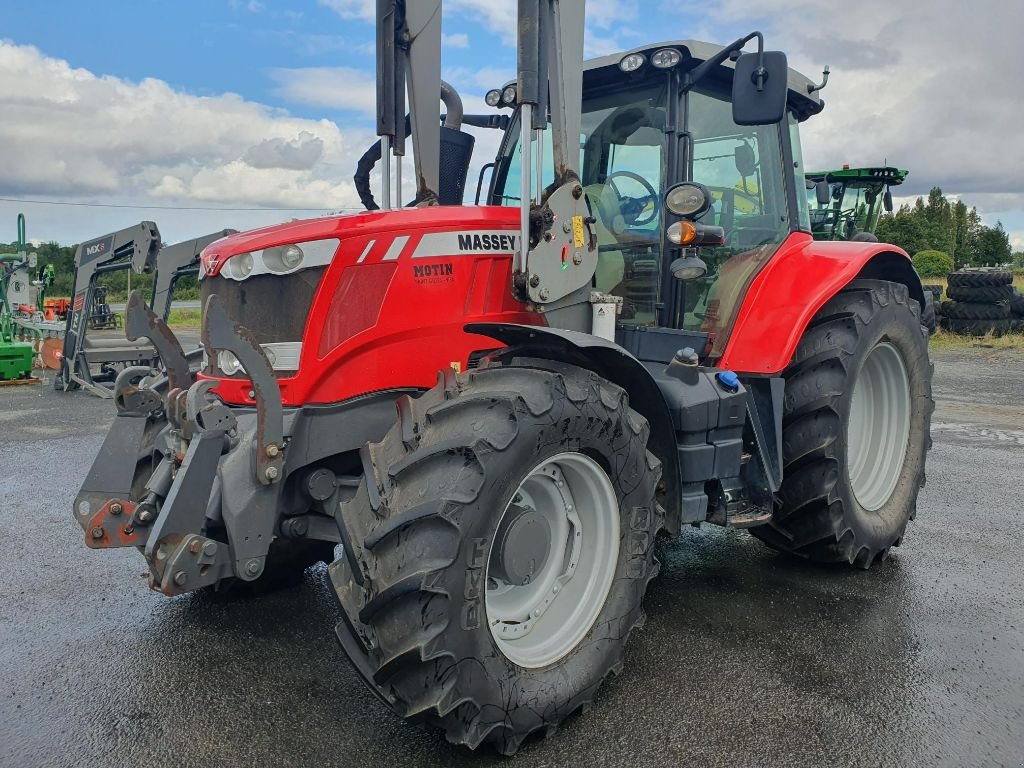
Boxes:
[946,284,1014,303]
[940,301,1011,320]
[751,279,933,568]
[947,268,1012,288]
[330,364,661,754]
[940,317,1013,337]
[1010,290,1024,318]
[921,290,937,335]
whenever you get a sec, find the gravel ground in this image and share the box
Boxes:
[1,347,1022,768]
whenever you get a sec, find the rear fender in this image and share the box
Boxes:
[718,235,925,375]
[466,323,683,535]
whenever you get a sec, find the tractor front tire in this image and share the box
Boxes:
[330,364,662,754]
[752,279,933,567]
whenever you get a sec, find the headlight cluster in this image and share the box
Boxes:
[485,84,518,108]
[219,238,340,282]
[618,48,682,73]
[215,342,303,376]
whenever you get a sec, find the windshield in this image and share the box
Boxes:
[807,180,883,240]
[492,81,669,325]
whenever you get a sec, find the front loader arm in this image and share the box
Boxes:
[515,0,597,306]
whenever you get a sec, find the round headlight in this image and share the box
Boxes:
[618,53,645,73]
[485,89,502,107]
[501,84,517,107]
[218,349,243,376]
[281,245,304,269]
[262,244,305,273]
[651,48,681,69]
[665,182,711,219]
[228,252,254,279]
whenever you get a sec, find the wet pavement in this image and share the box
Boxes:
[1,347,1022,767]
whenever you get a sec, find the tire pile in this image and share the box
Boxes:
[938,268,1024,336]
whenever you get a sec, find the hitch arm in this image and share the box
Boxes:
[202,294,285,485]
[124,290,190,390]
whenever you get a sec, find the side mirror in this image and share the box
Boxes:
[883,189,893,213]
[734,144,756,178]
[732,51,789,126]
[815,180,830,206]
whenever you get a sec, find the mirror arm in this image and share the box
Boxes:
[684,30,763,92]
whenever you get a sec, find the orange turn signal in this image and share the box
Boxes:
[667,220,698,245]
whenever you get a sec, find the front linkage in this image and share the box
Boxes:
[73,291,291,596]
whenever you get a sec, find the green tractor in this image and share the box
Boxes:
[805,166,907,241]
[1,214,37,381]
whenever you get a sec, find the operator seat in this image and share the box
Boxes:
[586,183,627,293]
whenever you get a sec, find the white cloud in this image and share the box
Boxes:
[443,32,469,48]
[316,0,374,22]
[268,66,377,113]
[0,41,379,242]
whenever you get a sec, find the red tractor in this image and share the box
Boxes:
[76,0,933,755]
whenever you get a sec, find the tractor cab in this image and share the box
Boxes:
[804,166,908,241]
[487,40,823,361]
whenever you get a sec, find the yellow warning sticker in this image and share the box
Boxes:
[571,215,585,248]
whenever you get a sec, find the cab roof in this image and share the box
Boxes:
[583,39,825,121]
[805,167,909,187]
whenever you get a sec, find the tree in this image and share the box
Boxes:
[950,200,970,267]
[972,221,1012,266]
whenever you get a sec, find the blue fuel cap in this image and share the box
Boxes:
[716,370,740,392]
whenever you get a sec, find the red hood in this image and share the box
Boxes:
[200,206,519,276]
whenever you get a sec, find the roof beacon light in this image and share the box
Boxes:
[618,53,645,73]
[651,48,681,69]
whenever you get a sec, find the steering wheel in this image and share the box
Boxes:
[606,171,659,227]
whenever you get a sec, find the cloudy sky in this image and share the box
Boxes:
[2,0,1022,248]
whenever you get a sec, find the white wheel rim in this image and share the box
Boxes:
[847,342,912,511]
[486,452,620,669]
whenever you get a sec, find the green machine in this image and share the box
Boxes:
[1,214,36,381]
[805,166,908,241]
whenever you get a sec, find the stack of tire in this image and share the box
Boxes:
[924,284,943,333]
[940,268,1024,336]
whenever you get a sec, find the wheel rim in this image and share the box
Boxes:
[847,342,912,511]
[486,452,620,669]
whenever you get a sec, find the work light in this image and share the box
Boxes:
[485,89,502,107]
[618,53,645,72]
[501,85,517,107]
[651,48,681,68]
[665,182,711,219]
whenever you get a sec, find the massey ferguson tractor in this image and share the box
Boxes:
[75,0,933,754]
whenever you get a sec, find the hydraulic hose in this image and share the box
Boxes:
[353,81,464,211]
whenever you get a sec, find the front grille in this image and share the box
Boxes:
[202,267,326,376]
